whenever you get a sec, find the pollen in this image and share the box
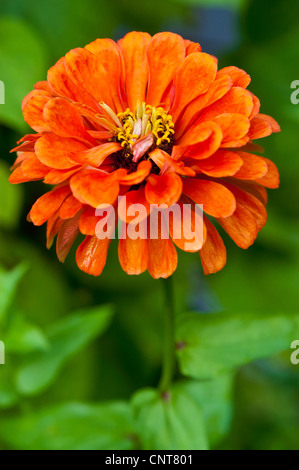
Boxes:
[115,101,175,151]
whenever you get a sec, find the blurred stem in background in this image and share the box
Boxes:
[159,277,176,392]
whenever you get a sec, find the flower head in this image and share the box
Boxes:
[10,32,280,279]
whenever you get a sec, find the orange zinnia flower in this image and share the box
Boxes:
[9,32,280,279]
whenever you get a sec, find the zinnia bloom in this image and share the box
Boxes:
[9,32,280,279]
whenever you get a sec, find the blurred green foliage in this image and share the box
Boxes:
[0,0,298,451]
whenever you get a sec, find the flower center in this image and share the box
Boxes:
[116,101,175,150]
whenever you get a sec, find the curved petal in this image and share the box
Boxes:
[183,178,236,218]
[118,220,148,275]
[199,87,254,121]
[145,172,183,206]
[175,74,233,138]
[70,170,119,208]
[118,32,151,111]
[59,194,83,219]
[171,52,218,121]
[65,48,114,109]
[56,213,80,262]
[217,66,251,88]
[35,134,88,170]
[233,151,268,180]
[200,216,227,274]
[47,57,99,110]
[213,113,250,145]
[148,226,178,279]
[21,153,50,179]
[217,203,258,249]
[169,197,207,252]
[115,160,152,185]
[76,235,111,276]
[118,186,151,224]
[23,91,51,133]
[29,185,71,226]
[254,157,280,188]
[43,97,96,144]
[85,38,125,112]
[188,149,243,177]
[146,32,186,107]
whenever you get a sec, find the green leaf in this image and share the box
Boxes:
[16,305,114,395]
[0,263,28,326]
[0,161,23,230]
[182,375,234,447]
[5,314,48,354]
[0,16,48,131]
[132,383,208,450]
[176,312,299,379]
[0,401,135,450]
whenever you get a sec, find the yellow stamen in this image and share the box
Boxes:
[114,102,174,153]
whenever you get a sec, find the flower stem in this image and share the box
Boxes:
[159,276,176,392]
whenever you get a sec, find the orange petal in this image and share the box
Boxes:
[175,74,233,138]
[213,113,250,145]
[248,115,273,140]
[217,66,251,88]
[200,87,254,121]
[148,225,178,279]
[188,149,243,177]
[145,172,183,206]
[70,170,119,208]
[75,142,122,167]
[23,90,51,132]
[65,48,114,110]
[47,57,99,110]
[21,153,50,179]
[118,220,148,275]
[177,122,223,160]
[168,197,207,252]
[35,134,88,170]
[115,160,152,185]
[217,203,258,249]
[76,235,111,276]
[56,213,80,262]
[59,194,83,219]
[149,148,196,176]
[118,186,151,224]
[221,182,268,231]
[29,185,71,226]
[46,213,64,249]
[44,167,82,185]
[183,178,236,218]
[200,216,227,274]
[234,151,268,180]
[85,38,125,112]
[9,165,32,184]
[171,52,218,121]
[146,32,186,107]
[255,157,280,188]
[43,98,96,144]
[79,206,101,235]
[258,114,280,133]
[118,32,151,111]
[185,39,202,54]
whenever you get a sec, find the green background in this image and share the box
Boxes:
[0,0,298,450]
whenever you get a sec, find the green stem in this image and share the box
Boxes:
[159,276,176,392]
